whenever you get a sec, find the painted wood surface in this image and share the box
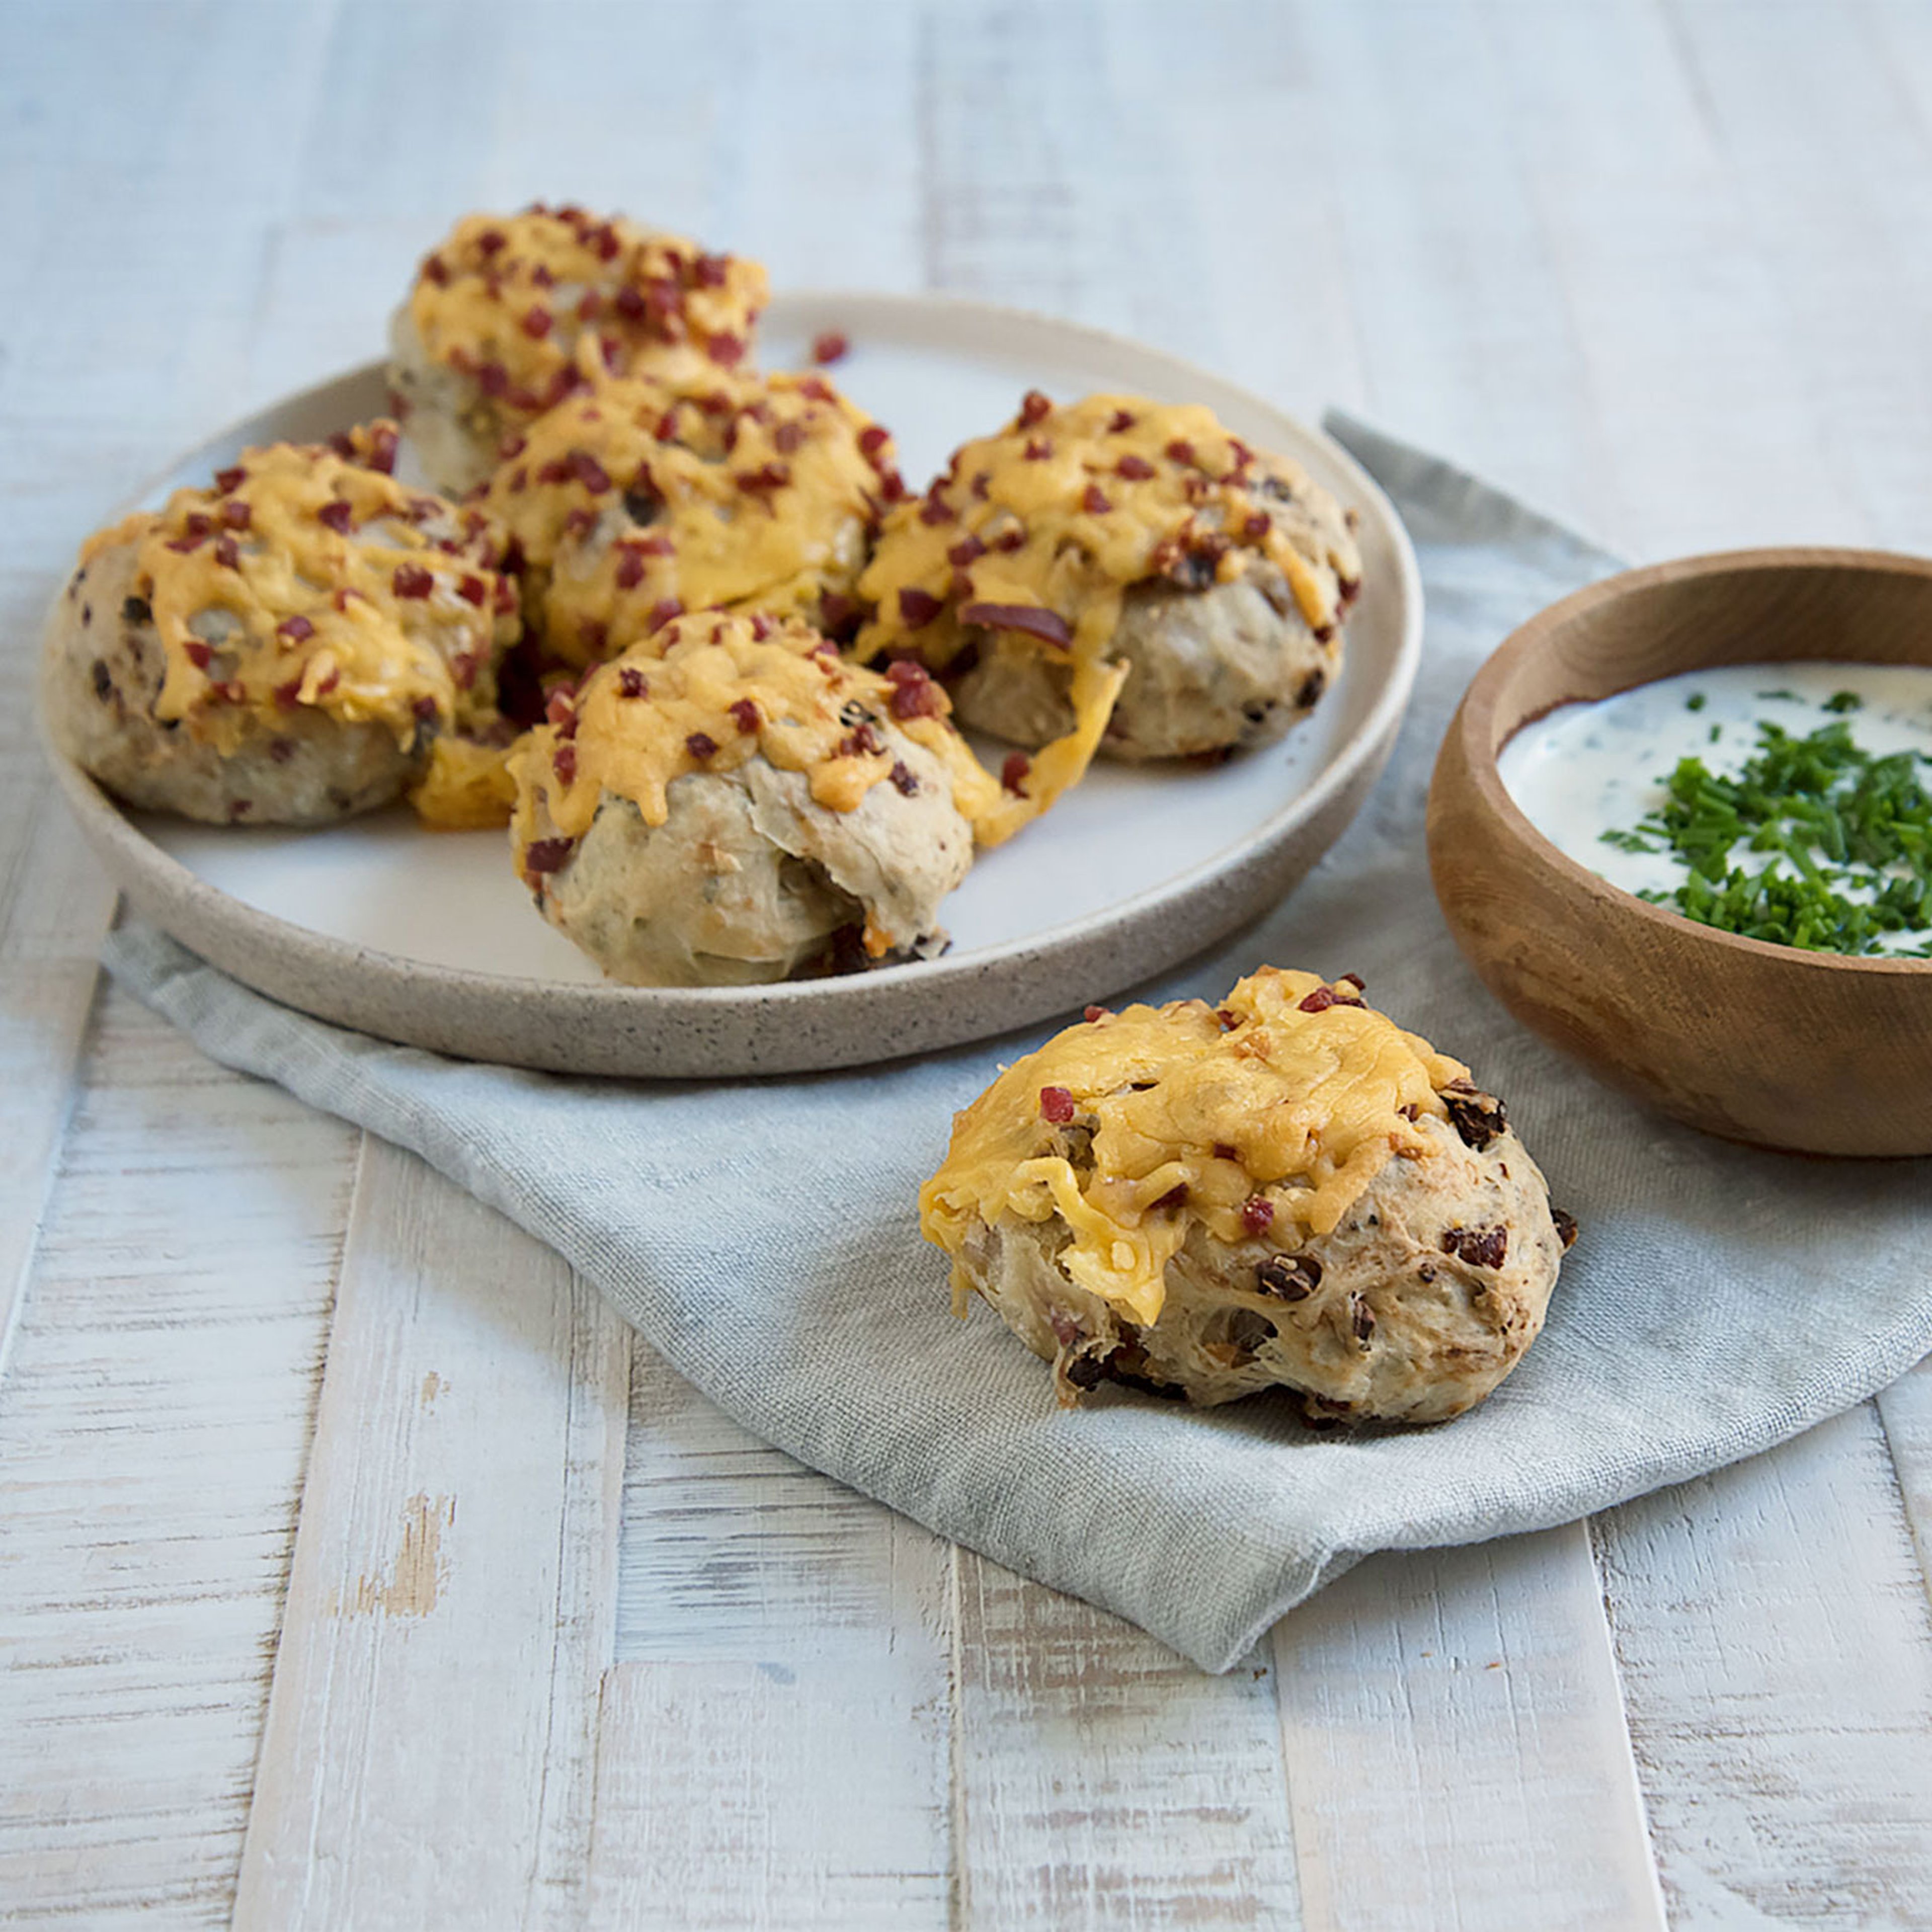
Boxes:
[2,4,1930,1927]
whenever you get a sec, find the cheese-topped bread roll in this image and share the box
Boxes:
[858,391,1360,769]
[921,970,1575,1424]
[509,612,1005,986]
[389,204,770,496]
[480,367,901,667]
[44,424,519,826]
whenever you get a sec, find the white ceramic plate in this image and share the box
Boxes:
[49,293,1422,1076]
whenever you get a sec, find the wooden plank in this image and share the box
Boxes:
[1272,1525,1664,1932]
[0,983,358,1925]
[589,1348,952,1928]
[1593,1406,1932,1928]
[951,1555,1301,1929]
[229,1137,629,1930]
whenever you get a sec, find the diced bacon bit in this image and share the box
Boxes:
[327,431,356,458]
[879,470,909,503]
[1241,1196,1275,1236]
[552,742,578,783]
[706,332,747,367]
[578,618,608,657]
[694,252,730,286]
[1084,1004,1111,1022]
[277,615,314,643]
[423,254,450,287]
[685,731,719,761]
[1165,438,1196,466]
[1108,409,1137,433]
[1023,438,1052,461]
[737,463,791,494]
[273,675,303,707]
[599,334,624,372]
[166,533,205,554]
[1018,389,1052,428]
[412,694,440,724]
[1229,437,1255,472]
[1217,1008,1239,1030]
[522,305,553,339]
[1153,1183,1189,1212]
[315,666,341,697]
[820,592,857,636]
[918,494,955,526]
[592,223,623,263]
[614,548,647,591]
[579,289,605,323]
[1242,511,1271,542]
[613,285,647,321]
[947,535,987,568]
[452,652,479,690]
[456,574,487,606]
[544,687,577,728]
[499,433,528,460]
[366,425,399,473]
[477,360,511,399]
[214,465,246,494]
[183,639,213,670]
[213,535,241,569]
[994,527,1026,552]
[476,227,508,257]
[898,587,942,628]
[1298,987,1337,1014]
[1001,751,1031,796]
[572,450,613,492]
[1339,577,1362,607]
[215,498,251,530]
[857,424,892,465]
[648,597,683,631]
[1213,1141,1238,1161]
[1081,483,1111,515]
[810,331,849,365]
[616,666,649,699]
[392,563,435,599]
[1339,972,1365,990]
[1314,622,1336,644]
[729,697,760,734]
[185,512,213,538]
[772,420,806,455]
[882,661,938,720]
[838,720,884,758]
[889,760,919,797]
[1116,454,1155,480]
[524,837,573,876]
[959,601,1073,649]
[1039,1085,1076,1124]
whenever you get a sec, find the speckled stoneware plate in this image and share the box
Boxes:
[46,293,1422,1077]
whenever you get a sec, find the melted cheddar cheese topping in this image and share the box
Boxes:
[508,612,1009,875]
[87,425,518,756]
[919,969,1468,1328]
[406,206,768,428]
[481,368,899,666]
[855,389,1360,823]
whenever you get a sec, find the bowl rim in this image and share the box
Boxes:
[1449,542,1932,981]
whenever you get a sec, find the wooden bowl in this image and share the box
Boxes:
[1428,547,1932,1156]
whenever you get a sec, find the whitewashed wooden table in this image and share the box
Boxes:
[5,4,1932,1925]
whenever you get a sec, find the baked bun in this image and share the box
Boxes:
[920,969,1574,1425]
[856,392,1360,767]
[509,612,994,986]
[388,204,769,496]
[480,367,900,668]
[43,425,518,826]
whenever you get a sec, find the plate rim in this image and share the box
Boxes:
[44,290,1424,1060]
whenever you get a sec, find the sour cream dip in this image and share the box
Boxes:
[1496,661,1932,957]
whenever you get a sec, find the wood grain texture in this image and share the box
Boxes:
[0,986,355,1924]
[230,1139,629,1930]
[1274,1526,1664,1932]
[1429,547,1932,1153]
[1594,1407,1932,1928]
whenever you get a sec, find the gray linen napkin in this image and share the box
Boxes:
[101,417,1932,1673]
